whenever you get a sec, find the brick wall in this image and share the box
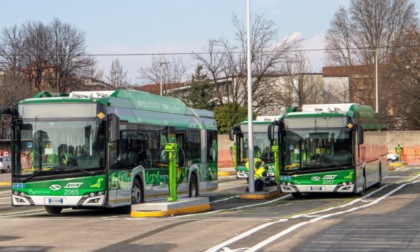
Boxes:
[218,135,234,168]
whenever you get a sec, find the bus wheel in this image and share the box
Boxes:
[131,178,144,204]
[45,206,62,214]
[189,174,198,197]
[374,167,382,188]
[291,192,302,198]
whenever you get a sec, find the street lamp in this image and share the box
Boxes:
[159,61,170,96]
[374,47,378,113]
[368,46,379,113]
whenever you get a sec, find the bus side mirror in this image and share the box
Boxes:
[109,113,120,142]
[229,127,234,141]
[357,125,364,145]
[268,120,284,141]
[268,123,275,141]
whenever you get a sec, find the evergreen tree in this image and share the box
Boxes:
[183,65,215,110]
[214,102,249,134]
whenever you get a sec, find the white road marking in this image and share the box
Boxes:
[207,174,420,252]
[174,194,292,219]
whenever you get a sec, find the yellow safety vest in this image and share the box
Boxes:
[254,167,266,179]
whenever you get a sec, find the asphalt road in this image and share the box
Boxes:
[0,166,419,251]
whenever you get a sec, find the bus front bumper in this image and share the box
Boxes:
[12,192,106,207]
[280,182,355,193]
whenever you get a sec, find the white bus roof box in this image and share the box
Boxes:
[301,103,356,113]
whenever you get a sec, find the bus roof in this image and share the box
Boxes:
[19,89,217,130]
[301,103,357,113]
[255,116,279,122]
[239,115,281,125]
[286,103,385,130]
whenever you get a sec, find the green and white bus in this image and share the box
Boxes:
[268,103,387,197]
[229,116,279,179]
[3,89,218,214]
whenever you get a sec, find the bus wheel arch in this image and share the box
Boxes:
[356,167,367,196]
[189,172,199,197]
[131,176,144,204]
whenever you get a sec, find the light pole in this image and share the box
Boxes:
[246,0,255,193]
[367,45,379,113]
[159,61,169,96]
[374,47,378,113]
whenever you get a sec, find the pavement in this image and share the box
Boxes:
[218,167,236,176]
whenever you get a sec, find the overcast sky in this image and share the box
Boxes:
[1,0,419,84]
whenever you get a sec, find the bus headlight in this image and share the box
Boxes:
[78,191,106,206]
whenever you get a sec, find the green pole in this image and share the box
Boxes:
[232,144,237,170]
[166,142,178,202]
[272,145,279,183]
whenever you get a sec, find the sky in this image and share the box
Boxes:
[1,0,420,84]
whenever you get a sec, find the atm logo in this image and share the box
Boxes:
[64,183,83,188]
[49,184,62,191]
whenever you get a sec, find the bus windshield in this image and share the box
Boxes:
[240,131,272,162]
[282,128,352,171]
[16,119,106,175]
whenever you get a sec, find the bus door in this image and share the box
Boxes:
[108,119,132,206]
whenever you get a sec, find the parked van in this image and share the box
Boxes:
[0,156,11,173]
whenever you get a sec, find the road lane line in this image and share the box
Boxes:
[175,194,291,219]
[207,176,420,252]
[206,218,288,252]
[247,182,414,252]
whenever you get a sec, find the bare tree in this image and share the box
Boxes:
[0,72,34,139]
[325,0,419,122]
[107,58,130,88]
[388,28,420,129]
[46,18,96,92]
[0,26,25,80]
[137,55,188,94]
[0,19,96,93]
[274,52,326,111]
[194,13,300,114]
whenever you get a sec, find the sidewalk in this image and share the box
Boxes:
[218,167,236,176]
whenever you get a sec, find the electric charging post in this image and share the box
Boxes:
[166,141,178,202]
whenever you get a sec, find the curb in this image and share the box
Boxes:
[130,197,211,218]
[131,203,210,218]
[388,162,407,170]
[239,186,281,200]
[218,170,236,176]
[0,182,11,187]
[239,190,280,200]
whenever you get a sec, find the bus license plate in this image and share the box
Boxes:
[45,197,65,205]
[308,186,324,191]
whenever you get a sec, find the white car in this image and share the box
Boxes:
[387,153,399,163]
[0,156,11,173]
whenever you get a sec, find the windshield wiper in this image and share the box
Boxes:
[70,167,96,175]
[22,170,44,182]
[333,164,353,169]
[111,160,132,169]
